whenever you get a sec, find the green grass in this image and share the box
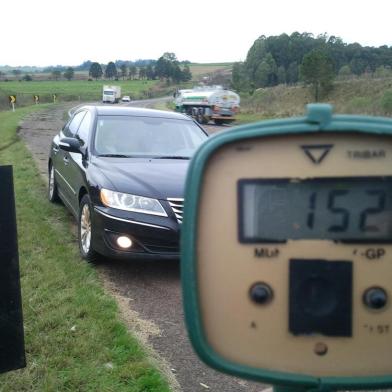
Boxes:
[0,107,170,391]
[235,112,272,124]
[0,80,159,110]
[239,77,392,121]
[188,63,233,78]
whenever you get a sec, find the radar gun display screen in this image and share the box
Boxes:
[239,177,392,242]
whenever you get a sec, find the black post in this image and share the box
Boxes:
[0,165,25,373]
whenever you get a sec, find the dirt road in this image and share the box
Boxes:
[19,101,267,392]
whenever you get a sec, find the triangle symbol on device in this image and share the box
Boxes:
[301,144,333,164]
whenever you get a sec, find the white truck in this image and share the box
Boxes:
[174,86,240,124]
[102,85,121,103]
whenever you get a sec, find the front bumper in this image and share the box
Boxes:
[92,206,180,260]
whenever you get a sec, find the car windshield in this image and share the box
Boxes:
[104,91,114,95]
[94,115,207,158]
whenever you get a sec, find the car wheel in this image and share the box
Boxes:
[48,163,60,203]
[196,113,204,124]
[78,195,98,262]
[214,119,224,125]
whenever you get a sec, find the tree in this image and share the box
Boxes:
[254,61,270,88]
[63,67,74,81]
[12,69,21,79]
[162,52,178,62]
[350,53,367,75]
[300,49,335,101]
[89,62,103,80]
[22,74,33,81]
[78,60,92,71]
[105,61,117,79]
[52,70,61,81]
[338,65,352,79]
[374,65,391,79]
[155,52,184,83]
[245,36,268,80]
[229,32,392,92]
[139,67,147,79]
[146,64,155,80]
[129,65,137,79]
[231,62,251,91]
[120,64,128,80]
[171,63,184,83]
[286,61,299,84]
[181,65,192,82]
[155,56,170,80]
[254,53,278,87]
[277,66,286,84]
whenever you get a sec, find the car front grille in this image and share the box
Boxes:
[167,198,184,223]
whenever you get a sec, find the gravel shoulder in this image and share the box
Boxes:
[18,101,267,392]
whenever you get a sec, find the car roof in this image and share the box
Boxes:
[81,105,192,120]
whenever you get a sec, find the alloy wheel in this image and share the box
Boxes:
[80,204,91,254]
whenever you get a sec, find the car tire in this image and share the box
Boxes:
[78,194,99,262]
[48,163,60,203]
[196,113,204,124]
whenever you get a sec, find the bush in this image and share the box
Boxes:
[381,90,392,114]
[347,97,372,113]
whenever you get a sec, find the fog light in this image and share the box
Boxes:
[117,236,133,249]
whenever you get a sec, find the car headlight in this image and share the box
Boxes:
[100,188,167,216]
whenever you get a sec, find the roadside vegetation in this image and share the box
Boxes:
[227,32,392,123]
[236,76,392,124]
[231,33,392,98]
[0,80,160,110]
[0,52,198,112]
[188,63,233,77]
[0,106,170,391]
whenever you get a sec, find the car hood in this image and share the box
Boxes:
[91,157,190,199]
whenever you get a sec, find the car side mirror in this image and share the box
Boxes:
[59,137,82,153]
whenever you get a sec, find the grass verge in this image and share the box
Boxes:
[0,106,170,391]
[239,77,392,120]
[234,112,272,125]
[0,80,162,110]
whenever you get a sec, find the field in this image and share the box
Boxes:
[0,79,160,110]
[0,106,170,391]
[0,63,235,111]
[188,63,233,78]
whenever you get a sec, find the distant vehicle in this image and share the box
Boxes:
[48,106,208,261]
[174,85,240,125]
[102,85,121,103]
[121,96,131,102]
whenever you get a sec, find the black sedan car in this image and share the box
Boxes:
[48,106,208,261]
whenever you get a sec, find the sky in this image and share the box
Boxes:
[1,0,391,67]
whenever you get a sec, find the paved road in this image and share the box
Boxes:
[19,100,267,392]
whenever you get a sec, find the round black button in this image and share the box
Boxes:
[249,283,273,305]
[363,287,388,310]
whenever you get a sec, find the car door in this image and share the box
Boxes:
[56,111,86,212]
[66,110,94,214]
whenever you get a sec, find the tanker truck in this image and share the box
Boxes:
[174,86,240,125]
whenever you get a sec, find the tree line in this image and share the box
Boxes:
[89,53,192,83]
[0,52,192,84]
[232,32,392,99]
